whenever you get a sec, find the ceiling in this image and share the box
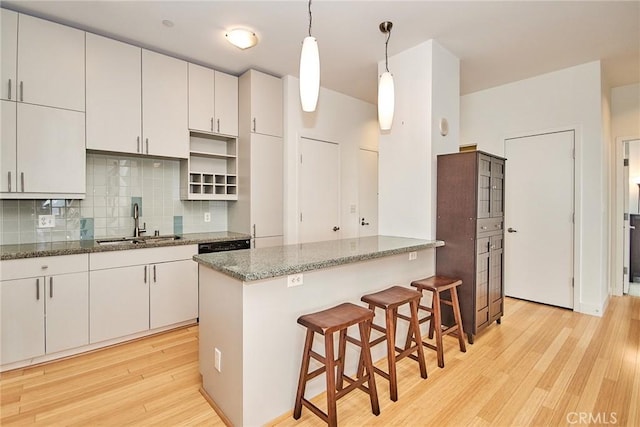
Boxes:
[3,0,639,104]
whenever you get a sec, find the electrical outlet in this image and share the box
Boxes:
[204,212,211,222]
[214,348,222,372]
[409,251,417,261]
[287,273,304,287]
[38,215,55,228]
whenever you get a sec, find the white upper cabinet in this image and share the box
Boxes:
[142,49,189,159]
[250,133,284,238]
[1,9,17,101]
[17,103,85,196]
[246,70,283,137]
[1,100,16,193]
[214,71,238,136]
[86,33,142,154]
[16,13,85,111]
[188,63,215,133]
[188,64,238,136]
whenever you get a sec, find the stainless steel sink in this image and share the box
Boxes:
[96,235,181,245]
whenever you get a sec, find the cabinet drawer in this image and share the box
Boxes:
[477,217,503,235]
[90,245,198,270]
[1,254,88,280]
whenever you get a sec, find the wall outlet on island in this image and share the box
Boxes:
[287,273,304,287]
[38,215,55,228]
[204,212,211,222]
[409,251,417,261]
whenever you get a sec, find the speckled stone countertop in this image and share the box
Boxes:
[0,231,250,260]
[193,235,444,282]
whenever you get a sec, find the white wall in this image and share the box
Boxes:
[378,40,460,239]
[282,76,378,244]
[460,61,607,316]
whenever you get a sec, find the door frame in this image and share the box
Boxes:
[613,136,640,296]
[504,127,580,311]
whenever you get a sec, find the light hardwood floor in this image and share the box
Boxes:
[1,296,638,426]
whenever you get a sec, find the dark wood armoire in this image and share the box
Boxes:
[436,151,506,344]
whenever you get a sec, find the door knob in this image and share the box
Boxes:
[333,226,340,232]
[507,227,517,233]
[361,218,370,226]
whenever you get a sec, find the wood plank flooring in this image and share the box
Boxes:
[2,296,639,426]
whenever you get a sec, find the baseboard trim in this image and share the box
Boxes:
[200,387,233,427]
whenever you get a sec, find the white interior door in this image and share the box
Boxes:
[299,137,340,243]
[623,141,631,294]
[358,149,378,237]
[504,131,574,308]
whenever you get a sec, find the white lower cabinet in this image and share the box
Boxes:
[89,245,198,344]
[0,255,89,365]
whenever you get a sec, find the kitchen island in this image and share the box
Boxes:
[194,235,443,426]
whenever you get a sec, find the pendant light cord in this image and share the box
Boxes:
[308,0,313,37]
[384,26,391,73]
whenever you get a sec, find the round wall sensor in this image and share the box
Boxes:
[439,118,449,136]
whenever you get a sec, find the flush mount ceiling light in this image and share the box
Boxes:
[299,0,320,112]
[378,21,395,131]
[225,28,258,50]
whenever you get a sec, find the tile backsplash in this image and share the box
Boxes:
[0,153,227,245]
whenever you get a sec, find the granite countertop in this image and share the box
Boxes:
[193,235,444,282]
[0,231,250,260]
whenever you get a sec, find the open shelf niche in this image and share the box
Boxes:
[180,132,238,200]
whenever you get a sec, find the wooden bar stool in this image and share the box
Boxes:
[293,302,380,427]
[408,275,466,368]
[360,286,427,402]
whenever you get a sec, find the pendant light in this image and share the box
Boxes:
[378,21,394,131]
[299,0,320,112]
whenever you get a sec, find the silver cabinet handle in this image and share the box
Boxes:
[19,81,23,102]
[144,265,147,283]
[21,172,24,192]
[7,79,11,100]
[36,278,40,300]
[7,171,11,192]
[252,224,256,238]
[217,119,220,133]
[211,117,214,132]
[137,136,140,153]
[153,265,156,283]
[145,138,149,154]
[49,277,53,298]
[252,117,256,132]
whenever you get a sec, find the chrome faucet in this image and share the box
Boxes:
[133,203,146,237]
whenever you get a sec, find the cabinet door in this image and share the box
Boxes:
[142,50,188,158]
[475,236,490,331]
[250,71,282,137]
[1,277,45,364]
[250,134,283,237]
[86,33,142,154]
[1,9,17,101]
[150,260,198,329]
[188,63,215,133]
[1,100,16,193]
[17,103,85,195]
[45,272,89,354]
[214,71,238,136]
[17,14,85,111]
[488,234,504,321]
[477,154,491,219]
[491,158,505,218]
[90,265,149,343]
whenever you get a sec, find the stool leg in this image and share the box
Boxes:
[325,331,338,427]
[336,328,347,391]
[294,329,314,419]
[450,286,467,353]
[385,307,399,401]
[409,299,428,379]
[359,319,380,416]
[432,291,445,368]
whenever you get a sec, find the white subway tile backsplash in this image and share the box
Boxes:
[1,152,228,244]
